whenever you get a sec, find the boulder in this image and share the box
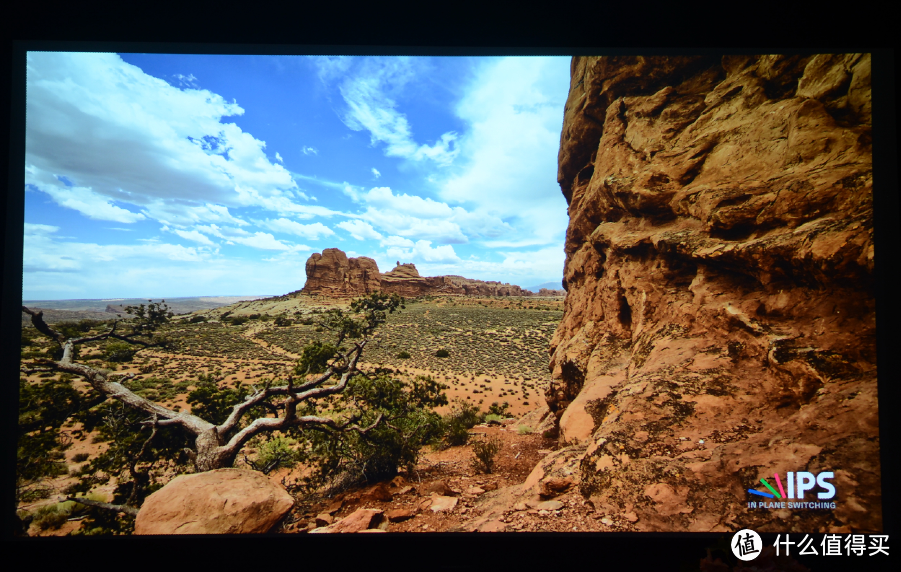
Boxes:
[134,468,294,535]
[385,508,415,522]
[361,482,393,502]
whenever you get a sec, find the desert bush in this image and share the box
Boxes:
[441,399,483,447]
[188,315,207,323]
[32,503,72,531]
[471,436,502,474]
[517,425,532,435]
[244,435,300,474]
[487,401,511,417]
[295,373,447,490]
[72,452,90,463]
[294,340,339,375]
[396,350,411,359]
[274,316,292,327]
[435,349,450,358]
[226,316,248,326]
[104,341,137,362]
[484,414,504,424]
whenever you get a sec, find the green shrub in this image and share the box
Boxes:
[484,414,504,424]
[396,351,411,359]
[103,341,137,362]
[435,349,450,358]
[487,401,511,417]
[517,425,532,435]
[296,373,447,490]
[246,435,300,474]
[274,316,292,327]
[227,316,248,326]
[32,502,73,531]
[294,340,339,375]
[471,436,502,474]
[189,315,207,323]
[72,453,90,463]
[441,400,483,447]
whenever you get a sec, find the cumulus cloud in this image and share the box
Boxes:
[25,52,301,225]
[384,240,461,264]
[253,218,335,240]
[372,168,381,178]
[336,220,383,241]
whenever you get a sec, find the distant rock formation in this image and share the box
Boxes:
[536,288,566,296]
[544,55,878,532]
[301,247,532,297]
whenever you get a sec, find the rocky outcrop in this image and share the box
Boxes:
[546,55,878,532]
[537,288,566,296]
[134,468,294,534]
[301,249,533,297]
[303,248,381,297]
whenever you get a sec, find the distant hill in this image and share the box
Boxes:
[524,281,563,293]
[21,295,273,325]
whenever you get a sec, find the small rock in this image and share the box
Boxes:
[394,485,414,495]
[624,511,638,523]
[385,508,415,522]
[361,482,393,502]
[477,519,508,532]
[314,513,333,527]
[601,517,612,525]
[430,495,458,513]
[536,500,564,511]
[323,500,343,515]
[513,502,529,511]
[425,480,454,496]
[466,486,486,496]
[539,477,573,498]
[324,508,385,533]
[482,482,498,491]
[419,498,433,511]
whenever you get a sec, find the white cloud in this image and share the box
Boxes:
[302,146,318,155]
[25,52,302,225]
[275,152,284,163]
[336,220,383,241]
[172,229,216,246]
[26,172,146,223]
[24,223,60,235]
[231,232,292,250]
[384,240,461,264]
[379,235,414,248]
[372,168,381,178]
[437,56,570,245]
[315,57,459,166]
[253,218,335,240]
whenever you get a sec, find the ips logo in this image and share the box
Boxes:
[748,471,836,500]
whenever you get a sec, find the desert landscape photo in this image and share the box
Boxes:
[17,52,878,536]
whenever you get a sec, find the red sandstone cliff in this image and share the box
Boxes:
[301,248,532,297]
[542,54,878,533]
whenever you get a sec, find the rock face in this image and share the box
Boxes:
[303,248,381,297]
[302,249,533,297]
[547,55,878,532]
[134,468,294,534]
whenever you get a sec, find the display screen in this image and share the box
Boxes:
[11,50,886,550]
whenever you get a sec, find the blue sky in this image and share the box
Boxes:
[23,52,571,299]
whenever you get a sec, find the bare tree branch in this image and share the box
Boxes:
[66,497,139,517]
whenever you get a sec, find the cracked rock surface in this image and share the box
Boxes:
[546,54,878,533]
